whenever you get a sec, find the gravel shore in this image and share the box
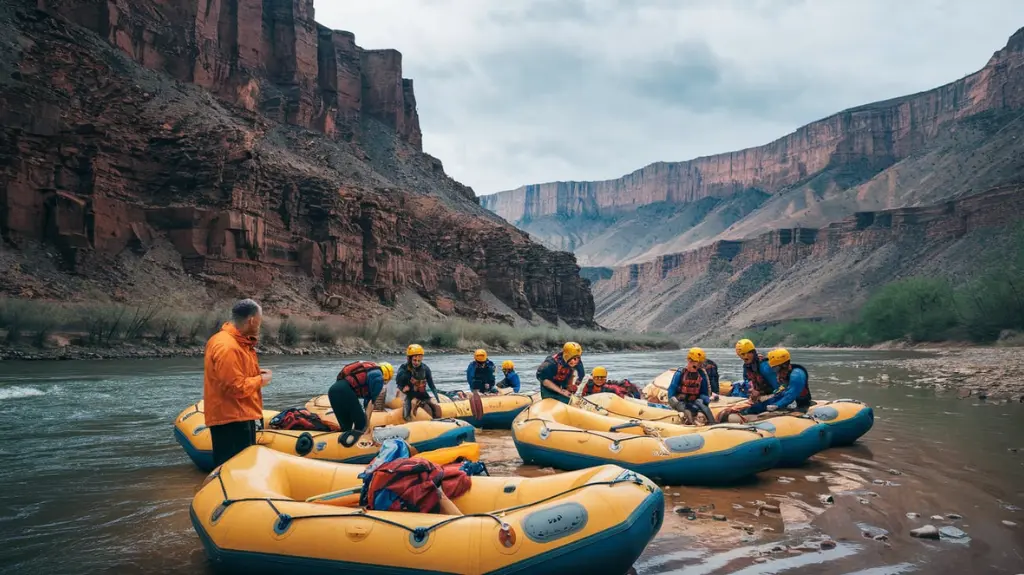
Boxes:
[875,346,1024,402]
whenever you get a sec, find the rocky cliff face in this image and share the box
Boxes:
[0,2,595,327]
[592,185,1024,338]
[481,28,1024,267]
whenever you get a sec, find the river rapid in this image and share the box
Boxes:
[1,349,1022,574]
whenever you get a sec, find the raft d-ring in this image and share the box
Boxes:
[609,440,622,453]
[538,426,550,440]
[273,514,293,535]
[295,432,314,456]
[409,527,430,548]
[499,523,517,548]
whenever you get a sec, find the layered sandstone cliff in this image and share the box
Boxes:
[483,27,1024,224]
[592,185,1024,338]
[0,2,595,326]
[603,186,1023,293]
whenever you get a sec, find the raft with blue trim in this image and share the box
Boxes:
[190,445,664,575]
[306,388,537,429]
[578,393,831,467]
[173,401,476,473]
[642,370,874,447]
[512,399,781,486]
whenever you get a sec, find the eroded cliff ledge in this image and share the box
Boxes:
[603,186,1023,292]
[0,2,595,327]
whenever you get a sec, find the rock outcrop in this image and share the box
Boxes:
[592,185,1024,338]
[604,186,1023,293]
[0,2,595,327]
[481,28,1024,268]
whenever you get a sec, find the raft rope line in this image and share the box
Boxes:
[208,466,649,543]
[518,403,766,456]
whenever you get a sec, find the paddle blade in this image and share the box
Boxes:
[469,392,485,420]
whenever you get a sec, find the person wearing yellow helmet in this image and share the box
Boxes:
[397,343,442,420]
[728,338,778,399]
[327,360,395,442]
[466,349,497,394]
[666,347,716,425]
[496,360,521,393]
[536,341,586,403]
[746,348,812,415]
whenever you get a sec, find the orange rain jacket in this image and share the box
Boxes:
[203,322,264,427]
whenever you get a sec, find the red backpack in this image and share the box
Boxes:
[269,407,334,432]
[363,458,472,513]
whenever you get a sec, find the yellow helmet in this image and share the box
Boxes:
[501,360,515,371]
[687,347,706,363]
[592,366,608,378]
[735,338,755,356]
[378,362,394,381]
[474,349,487,362]
[406,344,424,357]
[562,341,583,360]
[767,348,791,367]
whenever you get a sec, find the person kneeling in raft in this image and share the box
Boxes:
[327,361,395,447]
[667,348,716,425]
[497,360,521,392]
[744,348,812,415]
[398,344,443,421]
[464,349,496,419]
[536,342,585,403]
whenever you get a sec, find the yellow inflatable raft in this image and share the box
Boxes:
[191,445,664,575]
[306,388,537,429]
[512,399,781,485]
[173,401,475,473]
[577,393,831,467]
[642,369,874,447]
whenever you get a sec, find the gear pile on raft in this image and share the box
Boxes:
[175,298,875,574]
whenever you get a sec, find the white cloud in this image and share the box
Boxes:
[313,0,1023,195]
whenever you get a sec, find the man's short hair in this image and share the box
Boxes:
[231,298,262,323]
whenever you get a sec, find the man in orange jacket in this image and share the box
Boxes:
[203,298,273,467]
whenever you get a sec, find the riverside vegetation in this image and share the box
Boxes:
[0,298,679,360]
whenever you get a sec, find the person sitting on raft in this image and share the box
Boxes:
[730,338,778,399]
[497,360,521,392]
[466,349,497,394]
[537,341,585,403]
[397,344,442,420]
[577,367,640,398]
[327,361,395,442]
[666,347,716,425]
[745,348,811,415]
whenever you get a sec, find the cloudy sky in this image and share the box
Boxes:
[314,1,1022,195]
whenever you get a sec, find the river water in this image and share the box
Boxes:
[1,349,1022,574]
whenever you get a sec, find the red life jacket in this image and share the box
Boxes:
[551,353,575,386]
[674,369,703,401]
[364,458,472,513]
[338,361,378,398]
[744,355,774,395]
[582,379,604,396]
[269,407,334,432]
